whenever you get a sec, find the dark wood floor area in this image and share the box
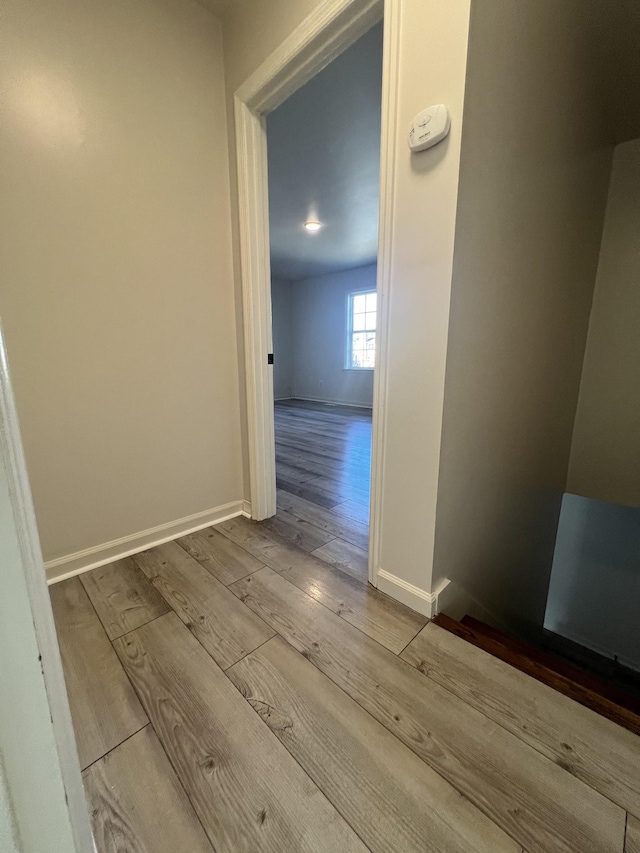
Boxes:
[49,401,640,853]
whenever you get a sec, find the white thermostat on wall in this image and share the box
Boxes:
[408,104,451,152]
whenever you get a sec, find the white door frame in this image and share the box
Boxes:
[0,321,94,852]
[235,0,400,586]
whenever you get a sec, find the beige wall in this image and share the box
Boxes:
[222,0,472,595]
[433,0,614,631]
[567,138,640,508]
[0,0,242,563]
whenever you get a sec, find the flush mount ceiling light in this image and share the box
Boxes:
[304,220,322,233]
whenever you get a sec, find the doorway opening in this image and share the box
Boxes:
[235,0,394,588]
[266,21,382,578]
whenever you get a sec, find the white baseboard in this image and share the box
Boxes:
[241,499,252,518]
[376,569,439,619]
[273,395,292,401]
[290,395,373,410]
[45,500,244,585]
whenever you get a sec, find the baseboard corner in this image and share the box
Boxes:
[241,499,252,518]
[376,569,437,619]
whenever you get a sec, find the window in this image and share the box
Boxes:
[346,290,376,369]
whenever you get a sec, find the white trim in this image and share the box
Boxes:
[235,0,384,522]
[0,321,94,852]
[289,395,373,410]
[273,395,293,401]
[345,287,377,370]
[369,0,400,587]
[45,501,244,584]
[377,569,439,619]
[241,499,252,518]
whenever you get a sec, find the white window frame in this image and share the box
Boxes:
[345,289,377,370]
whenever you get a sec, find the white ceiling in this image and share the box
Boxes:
[267,22,383,281]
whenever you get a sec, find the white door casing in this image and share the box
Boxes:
[234,0,400,588]
[0,320,94,853]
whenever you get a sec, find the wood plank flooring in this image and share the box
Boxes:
[231,567,625,853]
[627,815,640,853]
[49,577,148,770]
[401,622,640,818]
[227,635,519,853]
[114,613,366,853]
[83,725,213,853]
[80,556,170,640]
[49,401,639,852]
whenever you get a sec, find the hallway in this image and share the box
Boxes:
[48,400,640,853]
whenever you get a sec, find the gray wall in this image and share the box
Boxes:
[545,494,640,671]
[433,0,614,633]
[567,137,640,508]
[290,265,376,408]
[271,279,294,399]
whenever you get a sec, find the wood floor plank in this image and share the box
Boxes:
[113,613,368,853]
[276,443,369,477]
[261,508,335,552]
[400,622,640,819]
[229,567,626,853]
[273,460,319,484]
[132,541,275,671]
[311,537,368,582]
[80,557,170,640]
[227,635,519,853]
[277,489,369,551]
[276,476,343,509]
[217,516,426,653]
[177,527,264,586]
[332,499,369,524]
[306,474,370,506]
[49,578,148,769]
[276,449,364,481]
[83,725,213,853]
[276,435,369,463]
[627,815,640,853]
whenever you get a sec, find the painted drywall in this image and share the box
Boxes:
[271,278,294,399]
[545,494,640,671]
[222,0,473,597]
[567,138,640,508]
[290,265,376,408]
[0,0,242,563]
[433,0,614,633]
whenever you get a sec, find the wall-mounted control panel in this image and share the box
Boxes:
[408,104,450,153]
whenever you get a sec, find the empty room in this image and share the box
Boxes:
[267,22,382,582]
[1,1,640,853]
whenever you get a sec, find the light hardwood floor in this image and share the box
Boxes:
[49,401,639,852]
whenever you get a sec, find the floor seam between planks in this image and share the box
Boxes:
[173,537,268,586]
[80,722,151,774]
[219,532,421,658]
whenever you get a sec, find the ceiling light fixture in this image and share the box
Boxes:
[304,220,322,233]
